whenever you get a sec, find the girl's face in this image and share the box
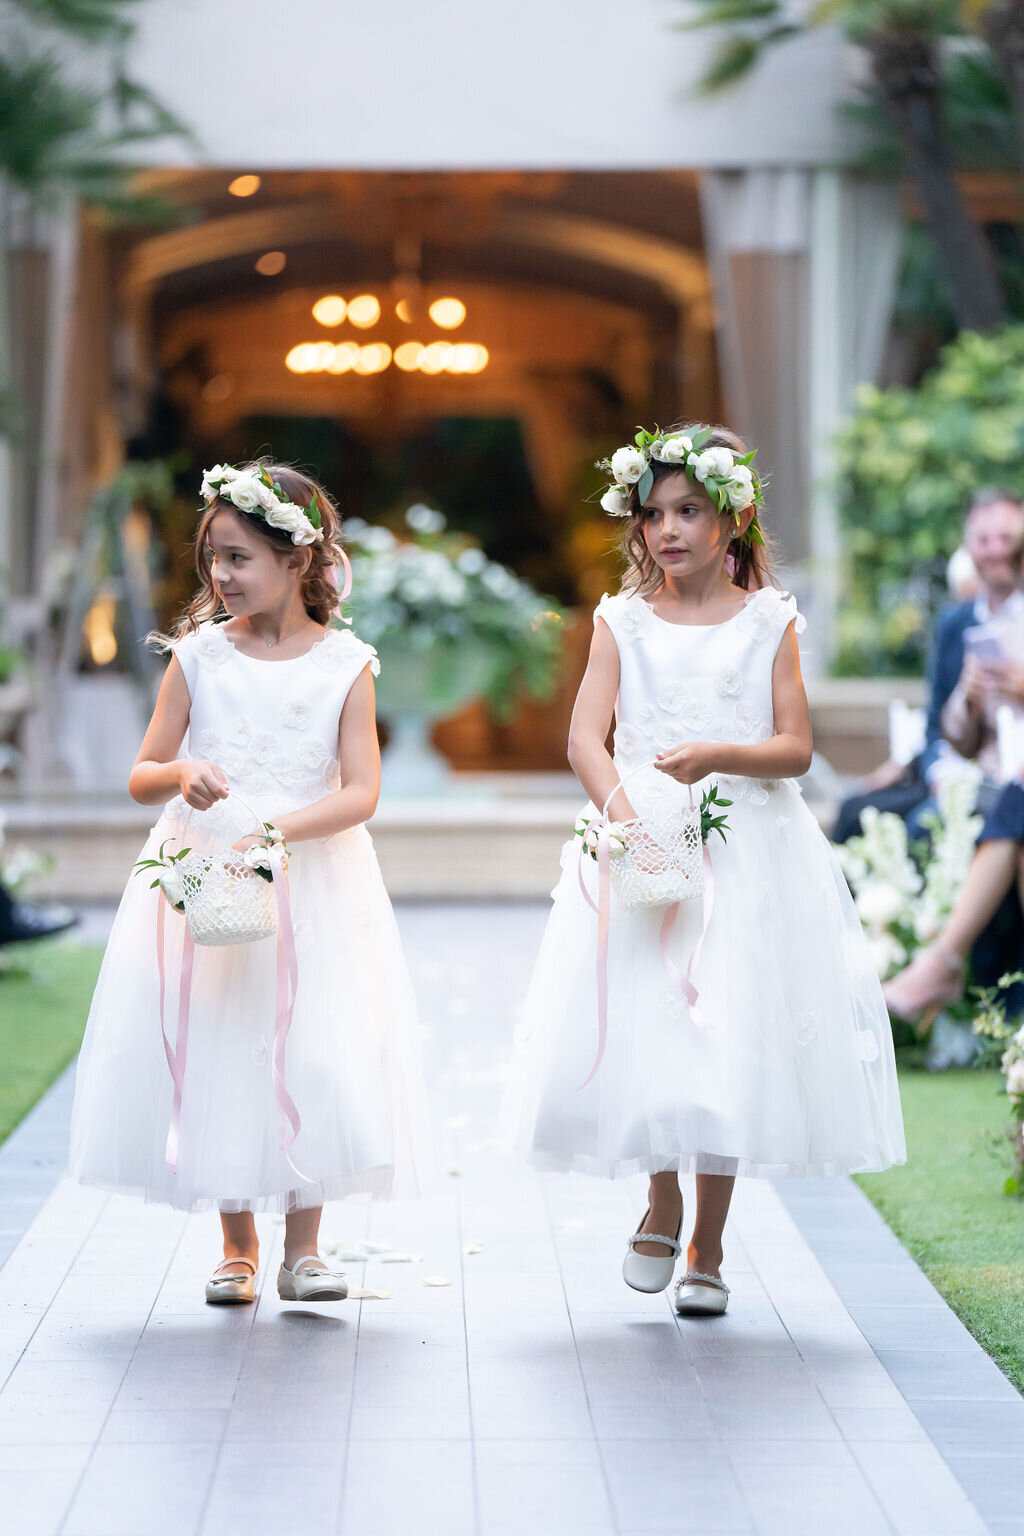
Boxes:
[641,472,736,577]
[206,507,306,616]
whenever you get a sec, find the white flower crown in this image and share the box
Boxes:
[595,425,765,547]
[201,463,325,547]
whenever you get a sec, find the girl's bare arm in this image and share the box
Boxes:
[567,619,637,822]
[129,657,228,809]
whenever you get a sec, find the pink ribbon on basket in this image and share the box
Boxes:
[155,842,308,1181]
[576,811,717,1087]
[327,551,353,621]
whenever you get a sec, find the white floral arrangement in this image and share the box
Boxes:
[201,464,324,546]
[595,424,765,546]
[836,760,983,988]
[972,970,1024,1195]
[342,505,565,717]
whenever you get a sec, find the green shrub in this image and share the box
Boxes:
[836,325,1024,675]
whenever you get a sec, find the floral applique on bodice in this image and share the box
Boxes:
[595,586,806,809]
[164,622,379,830]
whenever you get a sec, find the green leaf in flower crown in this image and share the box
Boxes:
[635,428,647,448]
[637,466,654,506]
[690,426,713,451]
[307,489,321,528]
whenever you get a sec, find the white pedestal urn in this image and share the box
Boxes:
[374,642,494,795]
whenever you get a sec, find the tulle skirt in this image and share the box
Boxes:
[69,800,433,1213]
[501,775,906,1181]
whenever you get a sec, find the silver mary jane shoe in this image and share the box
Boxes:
[205,1256,257,1305]
[622,1209,683,1294]
[277,1254,349,1302]
[674,1271,730,1317]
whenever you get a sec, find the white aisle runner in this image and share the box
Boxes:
[0,904,1018,1536]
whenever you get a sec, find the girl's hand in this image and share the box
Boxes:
[231,833,264,855]
[654,742,717,785]
[177,759,229,810]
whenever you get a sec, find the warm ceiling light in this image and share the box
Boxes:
[255,250,286,276]
[353,342,392,375]
[347,294,380,328]
[449,343,489,374]
[228,174,261,197]
[395,298,413,324]
[327,342,360,374]
[419,341,452,375]
[394,341,424,371]
[312,295,347,327]
[429,297,466,330]
[286,343,317,373]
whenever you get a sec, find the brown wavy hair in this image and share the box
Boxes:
[618,423,779,597]
[157,460,347,646]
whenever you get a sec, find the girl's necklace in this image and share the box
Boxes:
[256,622,309,650]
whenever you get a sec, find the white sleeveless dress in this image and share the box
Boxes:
[502,587,906,1180]
[69,622,432,1214]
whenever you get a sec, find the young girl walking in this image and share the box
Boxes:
[503,424,905,1314]
[69,461,431,1304]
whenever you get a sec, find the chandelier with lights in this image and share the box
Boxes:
[285,293,488,377]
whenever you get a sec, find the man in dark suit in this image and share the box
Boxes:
[832,488,1024,843]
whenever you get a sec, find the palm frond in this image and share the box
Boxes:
[674,0,782,31]
[6,0,142,44]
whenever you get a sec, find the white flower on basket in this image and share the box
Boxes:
[157,866,185,908]
[243,844,288,874]
[600,486,632,517]
[653,435,692,464]
[610,447,646,486]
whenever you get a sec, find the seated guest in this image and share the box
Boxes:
[832,489,1024,843]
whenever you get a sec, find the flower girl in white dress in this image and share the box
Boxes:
[503,424,905,1315]
[70,462,431,1304]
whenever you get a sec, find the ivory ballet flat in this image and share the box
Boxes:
[622,1208,683,1294]
[674,1271,730,1317]
[205,1255,257,1305]
[277,1253,349,1302]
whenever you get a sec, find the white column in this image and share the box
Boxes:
[807,168,844,677]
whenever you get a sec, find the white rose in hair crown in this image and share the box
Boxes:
[200,463,326,547]
[594,424,765,547]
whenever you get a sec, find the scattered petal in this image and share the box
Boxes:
[349,1287,392,1300]
[423,1275,452,1287]
[379,1252,422,1264]
[463,1242,484,1256]
[447,1163,462,1176]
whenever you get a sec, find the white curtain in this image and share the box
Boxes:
[699,169,900,606]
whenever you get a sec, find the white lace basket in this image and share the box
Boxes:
[601,766,704,912]
[173,792,280,947]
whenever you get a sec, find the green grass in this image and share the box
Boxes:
[0,943,103,1147]
[856,1065,1024,1393]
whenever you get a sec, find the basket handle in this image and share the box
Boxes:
[601,761,696,823]
[171,788,268,851]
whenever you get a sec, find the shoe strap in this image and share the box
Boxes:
[211,1257,256,1278]
[628,1232,682,1256]
[286,1253,331,1275]
[678,1270,729,1294]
